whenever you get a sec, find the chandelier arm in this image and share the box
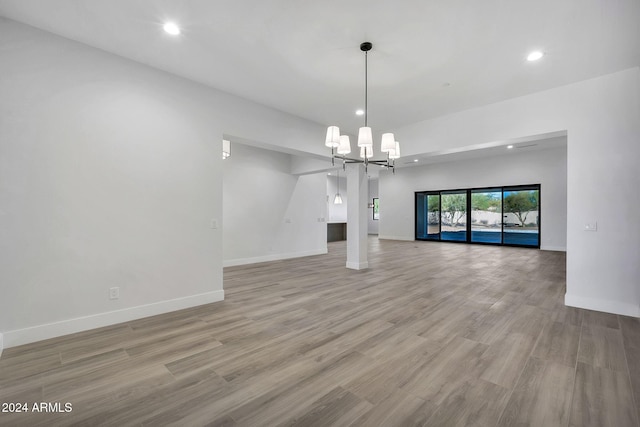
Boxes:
[332,155,395,171]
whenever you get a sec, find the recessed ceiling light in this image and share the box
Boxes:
[355,109,364,116]
[413,159,419,162]
[163,22,181,35]
[507,145,514,149]
[527,51,544,61]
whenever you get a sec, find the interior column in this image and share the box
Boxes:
[346,163,369,269]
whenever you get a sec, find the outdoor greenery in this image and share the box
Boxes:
[504,190,539,226]
[427,195,439,212]
[441,193,466,226]
[471,192,501,211]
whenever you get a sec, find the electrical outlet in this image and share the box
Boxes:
[210,218,218,229]
[109,287,120,300]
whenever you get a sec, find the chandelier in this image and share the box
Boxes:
[325,42,400,171]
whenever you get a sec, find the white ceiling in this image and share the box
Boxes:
[0,0,638,138]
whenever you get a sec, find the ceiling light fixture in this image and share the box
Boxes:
[355,109,364,116]
[325,42,400,173]
[163,22,181,35]
[222,139,231,159]
[507,145,514,149]
[527,51,544,61]
[333,169,343,204]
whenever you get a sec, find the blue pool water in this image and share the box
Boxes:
[419,230,539,246]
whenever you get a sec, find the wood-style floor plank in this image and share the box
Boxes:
[497,357,575,427]
[532,320,581,367]
[578,324,628,372]
[425,378,511,427]
[1,238,638,426]
[569,362,639,427]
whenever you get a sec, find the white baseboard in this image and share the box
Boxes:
[2,290,225,349]
[541,245,566,252]
[565,293,640,318]
[346,261,369,270]
[377,235,414,241]
[223,248,328,267]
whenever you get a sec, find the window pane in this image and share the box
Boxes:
[373,198,379,220]
[416,193,440,240]
[471,189,502,243]
[441,191,467,241]
[416,193,426,239]
[503,188,539,246]
[426,194,440,240]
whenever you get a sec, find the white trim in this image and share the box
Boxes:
[541,245,567,252]
[2,290,225,349]
[346,261,369,270]
[378,235,414,241]
[565,293,640,318]
[223,248,327,267]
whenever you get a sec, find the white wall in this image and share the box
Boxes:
[0,19,327,347]
[379,146,567,251]
[327,174,348,222]
[386,67,640,317]
[223,144,327,265]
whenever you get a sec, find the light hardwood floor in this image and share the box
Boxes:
[1,238,639,426]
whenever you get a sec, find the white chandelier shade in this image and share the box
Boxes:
[325,126,340,148]
[357,126,373,148]
[381,133,396,152]
[389,141,401,159]
[337,135,351,155]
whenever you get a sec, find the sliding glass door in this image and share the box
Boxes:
[416,185,540,248]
